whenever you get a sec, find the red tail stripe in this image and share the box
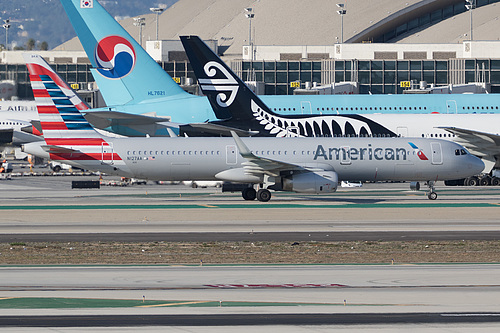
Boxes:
[33,89,51,98]
[37,105,59,114]
[29,75,42,81]
[40,122,68,130]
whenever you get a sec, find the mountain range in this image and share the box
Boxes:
[0,0,178,50]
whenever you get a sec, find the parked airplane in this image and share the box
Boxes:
[0,101,43,158]
[60,0,500,139]
[22,53,484,201]
[181,35,500,184]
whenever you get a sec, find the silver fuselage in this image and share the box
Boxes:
[31,136,482,183]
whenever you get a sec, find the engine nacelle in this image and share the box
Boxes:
[282,171,338,194]
[215,168,263,183]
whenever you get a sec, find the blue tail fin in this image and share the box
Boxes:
[60,0,188,106]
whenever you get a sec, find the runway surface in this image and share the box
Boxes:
[1,264,500,330]
[1,175,500,331]
[1,176,500,239]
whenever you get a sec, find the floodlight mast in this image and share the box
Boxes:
[3,19,10,51]
[150,7,165,40]
[133,17,145,47]
[336,4,346,44]
[465,0,475,41]
[245,8,255,61]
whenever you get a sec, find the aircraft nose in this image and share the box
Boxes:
[468,155,485,176]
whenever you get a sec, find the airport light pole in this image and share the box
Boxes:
[150,7,165,40]
[245,8,255,61]
[465,0,475,41]
[336,4,346,43]
[133,17,145,47]
[3,19,10,50]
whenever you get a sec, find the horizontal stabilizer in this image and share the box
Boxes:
[41,145,81,154]
[84,110,171,129]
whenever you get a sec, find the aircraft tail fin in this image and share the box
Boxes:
[23,53,117,165]
[180,35,278,121]
[60,0,188,106]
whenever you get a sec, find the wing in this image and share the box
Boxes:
[180,123,259,137]
[439,127,500,157]
[230,131,331,178]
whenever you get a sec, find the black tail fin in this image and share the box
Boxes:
[180,35,277,121]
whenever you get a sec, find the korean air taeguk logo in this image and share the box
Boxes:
[94,36,136,79]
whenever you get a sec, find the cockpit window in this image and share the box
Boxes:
[461,149,467,155]
[455,149,460,156]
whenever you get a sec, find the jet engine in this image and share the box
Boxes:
[281,171,338,194]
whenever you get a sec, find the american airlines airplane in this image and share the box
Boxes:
[59,0,500,139]
[21,53,483,201]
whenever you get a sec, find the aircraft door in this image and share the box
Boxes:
[430,142,443,165]
[446,100,457,114]
[101,142,114,164]
[300,101,312,114]
[226,145,237,165]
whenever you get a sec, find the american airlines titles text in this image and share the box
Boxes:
[313,144,408,161]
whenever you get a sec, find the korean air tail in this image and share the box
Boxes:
[23,53,128,172]
[60,0,188,106]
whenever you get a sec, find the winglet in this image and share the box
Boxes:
[230,131,255,159]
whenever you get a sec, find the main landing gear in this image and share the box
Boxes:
[242,187,271,202]
[426,181,438,200]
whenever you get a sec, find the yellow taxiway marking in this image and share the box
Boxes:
[137,301,211,308]
[199,204,218,208]
[0,298,14,300]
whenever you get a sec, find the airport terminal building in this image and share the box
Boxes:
[3,0,500,99]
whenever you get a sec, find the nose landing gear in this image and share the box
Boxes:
[426,181,437,200]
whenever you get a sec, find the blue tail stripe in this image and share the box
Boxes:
[39,75,53,82]
[43,82,60,90]
[66,122,94,130]
[48,91,66,98]
[53,99,74,106]
[61,115,88,122]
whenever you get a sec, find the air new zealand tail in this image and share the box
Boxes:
[180,35,396,138]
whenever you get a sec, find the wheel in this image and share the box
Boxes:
[242,188,256,201]
[191,182,198,188]
[256,189,271,202]
[480,177,490,186]
[53,165,61,173]
[465,176,479,186]
[427,192,438,200]
[492,177,500,186]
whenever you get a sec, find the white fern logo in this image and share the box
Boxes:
[251,100,375,138]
